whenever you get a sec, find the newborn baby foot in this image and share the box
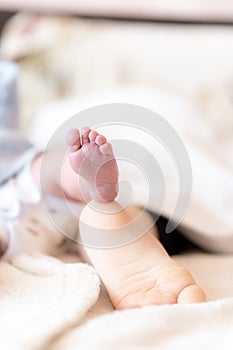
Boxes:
[80,202,206,310]
[66,128,118,202]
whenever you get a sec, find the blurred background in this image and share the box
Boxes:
[0,0,233,154]
[0,1,233,342]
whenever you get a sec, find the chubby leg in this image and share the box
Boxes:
[79,201,206,310]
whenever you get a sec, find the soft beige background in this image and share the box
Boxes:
[0,0,233,20]
[1,14,233,138]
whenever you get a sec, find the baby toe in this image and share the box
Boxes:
[89,130,98,142]
[96,135,107,146]
[81,127,91,144]
[66,129,81,152]
[99,142,113,155]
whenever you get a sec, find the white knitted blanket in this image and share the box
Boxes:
[0,242,232,350]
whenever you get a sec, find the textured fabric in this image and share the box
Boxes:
[54,295,233,350]
[0,253,100,350]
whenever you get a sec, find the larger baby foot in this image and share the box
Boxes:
[66,128,118,202]
[80,202,206,310]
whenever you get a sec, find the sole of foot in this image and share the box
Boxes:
[66,127,118,202]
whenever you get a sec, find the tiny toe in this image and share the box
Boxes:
[177,284,206,304]
[81,127,91,144]
[89,130,98,142]
[96,135,107,146]
[66,129,81,152]
[99,142,113,155]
